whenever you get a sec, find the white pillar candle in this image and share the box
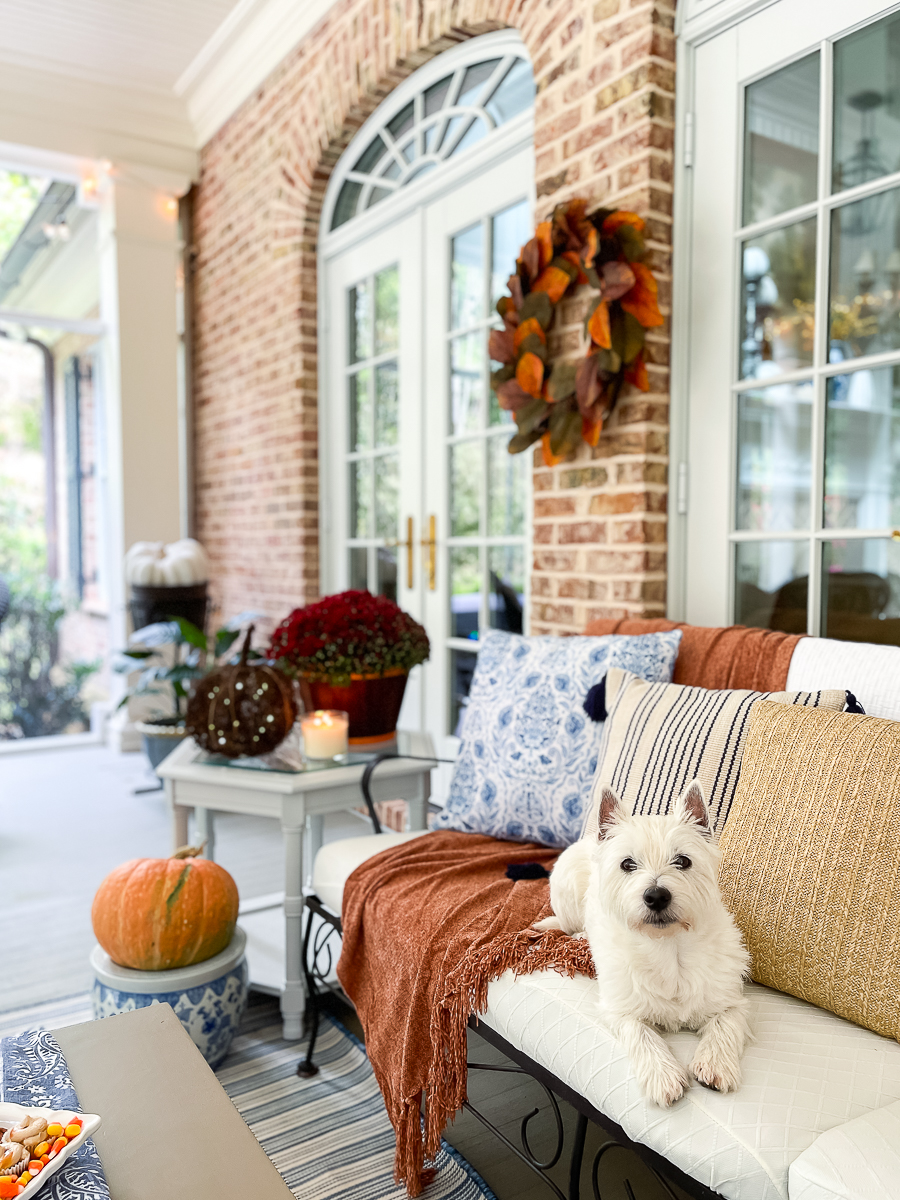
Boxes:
[301,710,349,759]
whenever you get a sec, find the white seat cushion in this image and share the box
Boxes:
[789,1100,900,1200]
[786,637,900,720]
[481,970,900,1200]
[312,831,430,914]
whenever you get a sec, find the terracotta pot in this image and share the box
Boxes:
[300,671,408,744]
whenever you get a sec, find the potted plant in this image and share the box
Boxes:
[268,590,430,743]
[115,613,260,770]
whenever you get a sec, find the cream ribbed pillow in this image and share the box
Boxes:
[582,668,848,838]
[719,701,900,1041]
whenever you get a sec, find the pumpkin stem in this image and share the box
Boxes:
[239,624,255,667]
[172,841,207,859]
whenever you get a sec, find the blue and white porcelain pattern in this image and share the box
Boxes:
[432,630,682,847]
[89,932,249,1068]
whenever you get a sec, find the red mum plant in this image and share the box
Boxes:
[268,591,430,684]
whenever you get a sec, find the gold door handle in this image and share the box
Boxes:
[385,516,415,589]
[420,514,436,591]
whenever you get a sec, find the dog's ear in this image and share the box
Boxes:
[598,786,624,839]
[674,780,710,833]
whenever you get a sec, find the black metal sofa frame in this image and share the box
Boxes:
[298,754,725,1200]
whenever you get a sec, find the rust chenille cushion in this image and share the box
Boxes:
[718,701,900,1041]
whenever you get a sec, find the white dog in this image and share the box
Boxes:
[535,781,750,1107]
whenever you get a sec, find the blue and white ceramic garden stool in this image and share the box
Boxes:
[90,927,248,1067]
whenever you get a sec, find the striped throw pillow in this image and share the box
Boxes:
[582,668,851,837]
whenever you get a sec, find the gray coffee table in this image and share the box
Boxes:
[156,731,435,1038]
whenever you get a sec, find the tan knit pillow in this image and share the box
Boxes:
[719,701,900,1042]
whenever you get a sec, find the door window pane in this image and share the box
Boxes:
[833,12,900,194]
[450,546,480,640]
[734,540,809,632]
[736,381,812,531]
[375,362,398,446]
[374,266,399,354]
[375,454,398,537]
[743,53,819,225]
[829,188,900,361]
[489,545,525,633]
[485,60,535,128]
[350,368,371,450]
[740,218,816,379]
[450,333,484,434]
[449,649,478,736]
[488,435,528,535]
[451,224,484,330]
[822,539,900,644]
[492,199,530,306]
[350,282,371,362]
[826,367,900,530]
[349,547,368,590]
[377,547,397,602]
[351,459,373,537]
[450,440,481,535]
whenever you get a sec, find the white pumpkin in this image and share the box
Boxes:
[125,538,210,586]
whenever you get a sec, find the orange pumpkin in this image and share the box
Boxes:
[91,849,239,971]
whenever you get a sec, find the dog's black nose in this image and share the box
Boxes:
[643,885,671,912]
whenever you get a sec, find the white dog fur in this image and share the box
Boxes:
[535,781,750,1107]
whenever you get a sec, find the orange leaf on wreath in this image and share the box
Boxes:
[587,300,612,349]
[516,351,545,398]
[541,432,563,467]
[581,415,603,447]
[620,262,664,328]
[624,352,649,392]
[532,265,573,304]
[582,226,598,269]
[561,250,588,286]
[602,211,645,236]
[513,317,547,350]
[536,221,553,270]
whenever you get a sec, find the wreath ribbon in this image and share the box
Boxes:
[489,200,663,466]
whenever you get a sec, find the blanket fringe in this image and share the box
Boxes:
[422,927,595,1163]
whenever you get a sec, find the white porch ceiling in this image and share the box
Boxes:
[0,0,239,95]
[0,0,335,176]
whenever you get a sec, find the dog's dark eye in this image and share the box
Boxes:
[673,855,692,870]
[620,858,638,873]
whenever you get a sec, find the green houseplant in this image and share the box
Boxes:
[116,613,260,769]
[268,590,429,743]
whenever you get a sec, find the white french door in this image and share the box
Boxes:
[322,150,533,766]
[680,0,900,647]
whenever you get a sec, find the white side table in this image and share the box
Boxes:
[156,731,435,1039]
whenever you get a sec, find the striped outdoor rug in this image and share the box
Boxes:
[0,993,495,1200]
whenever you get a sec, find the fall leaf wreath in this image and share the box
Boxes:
[490,200,664,466]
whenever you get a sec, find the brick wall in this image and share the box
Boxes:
[193,0,676,633]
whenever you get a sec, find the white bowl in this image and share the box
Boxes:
[0,1103,101,1197]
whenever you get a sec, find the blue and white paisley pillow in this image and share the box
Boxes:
[432,629,682,847]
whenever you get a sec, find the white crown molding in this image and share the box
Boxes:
[0,59,198,180]
[176,0,337,148]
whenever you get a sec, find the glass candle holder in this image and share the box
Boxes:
[300,709,349,760]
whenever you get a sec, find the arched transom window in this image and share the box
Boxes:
[331,52,533,230]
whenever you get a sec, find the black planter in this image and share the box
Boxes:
[135,716,187,771]
[130,582,209,633]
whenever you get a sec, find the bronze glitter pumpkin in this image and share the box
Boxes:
[186,626,296,758]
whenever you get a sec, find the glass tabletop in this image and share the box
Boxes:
[192,729,426,776]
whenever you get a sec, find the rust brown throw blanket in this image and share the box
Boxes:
[337,830,593,1196]
[583,617,802,691]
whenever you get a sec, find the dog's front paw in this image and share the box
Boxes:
[690,1054,741,1094]
[642,1060,691,1107]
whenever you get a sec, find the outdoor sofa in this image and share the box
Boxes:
[306,625,900,1200]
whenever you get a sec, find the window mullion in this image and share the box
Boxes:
[809,38,834,638]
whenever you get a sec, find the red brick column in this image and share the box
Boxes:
[192,0,676,633]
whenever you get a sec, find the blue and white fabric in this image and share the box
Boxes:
[432,630,682,847]
[1,1027,109,1199]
